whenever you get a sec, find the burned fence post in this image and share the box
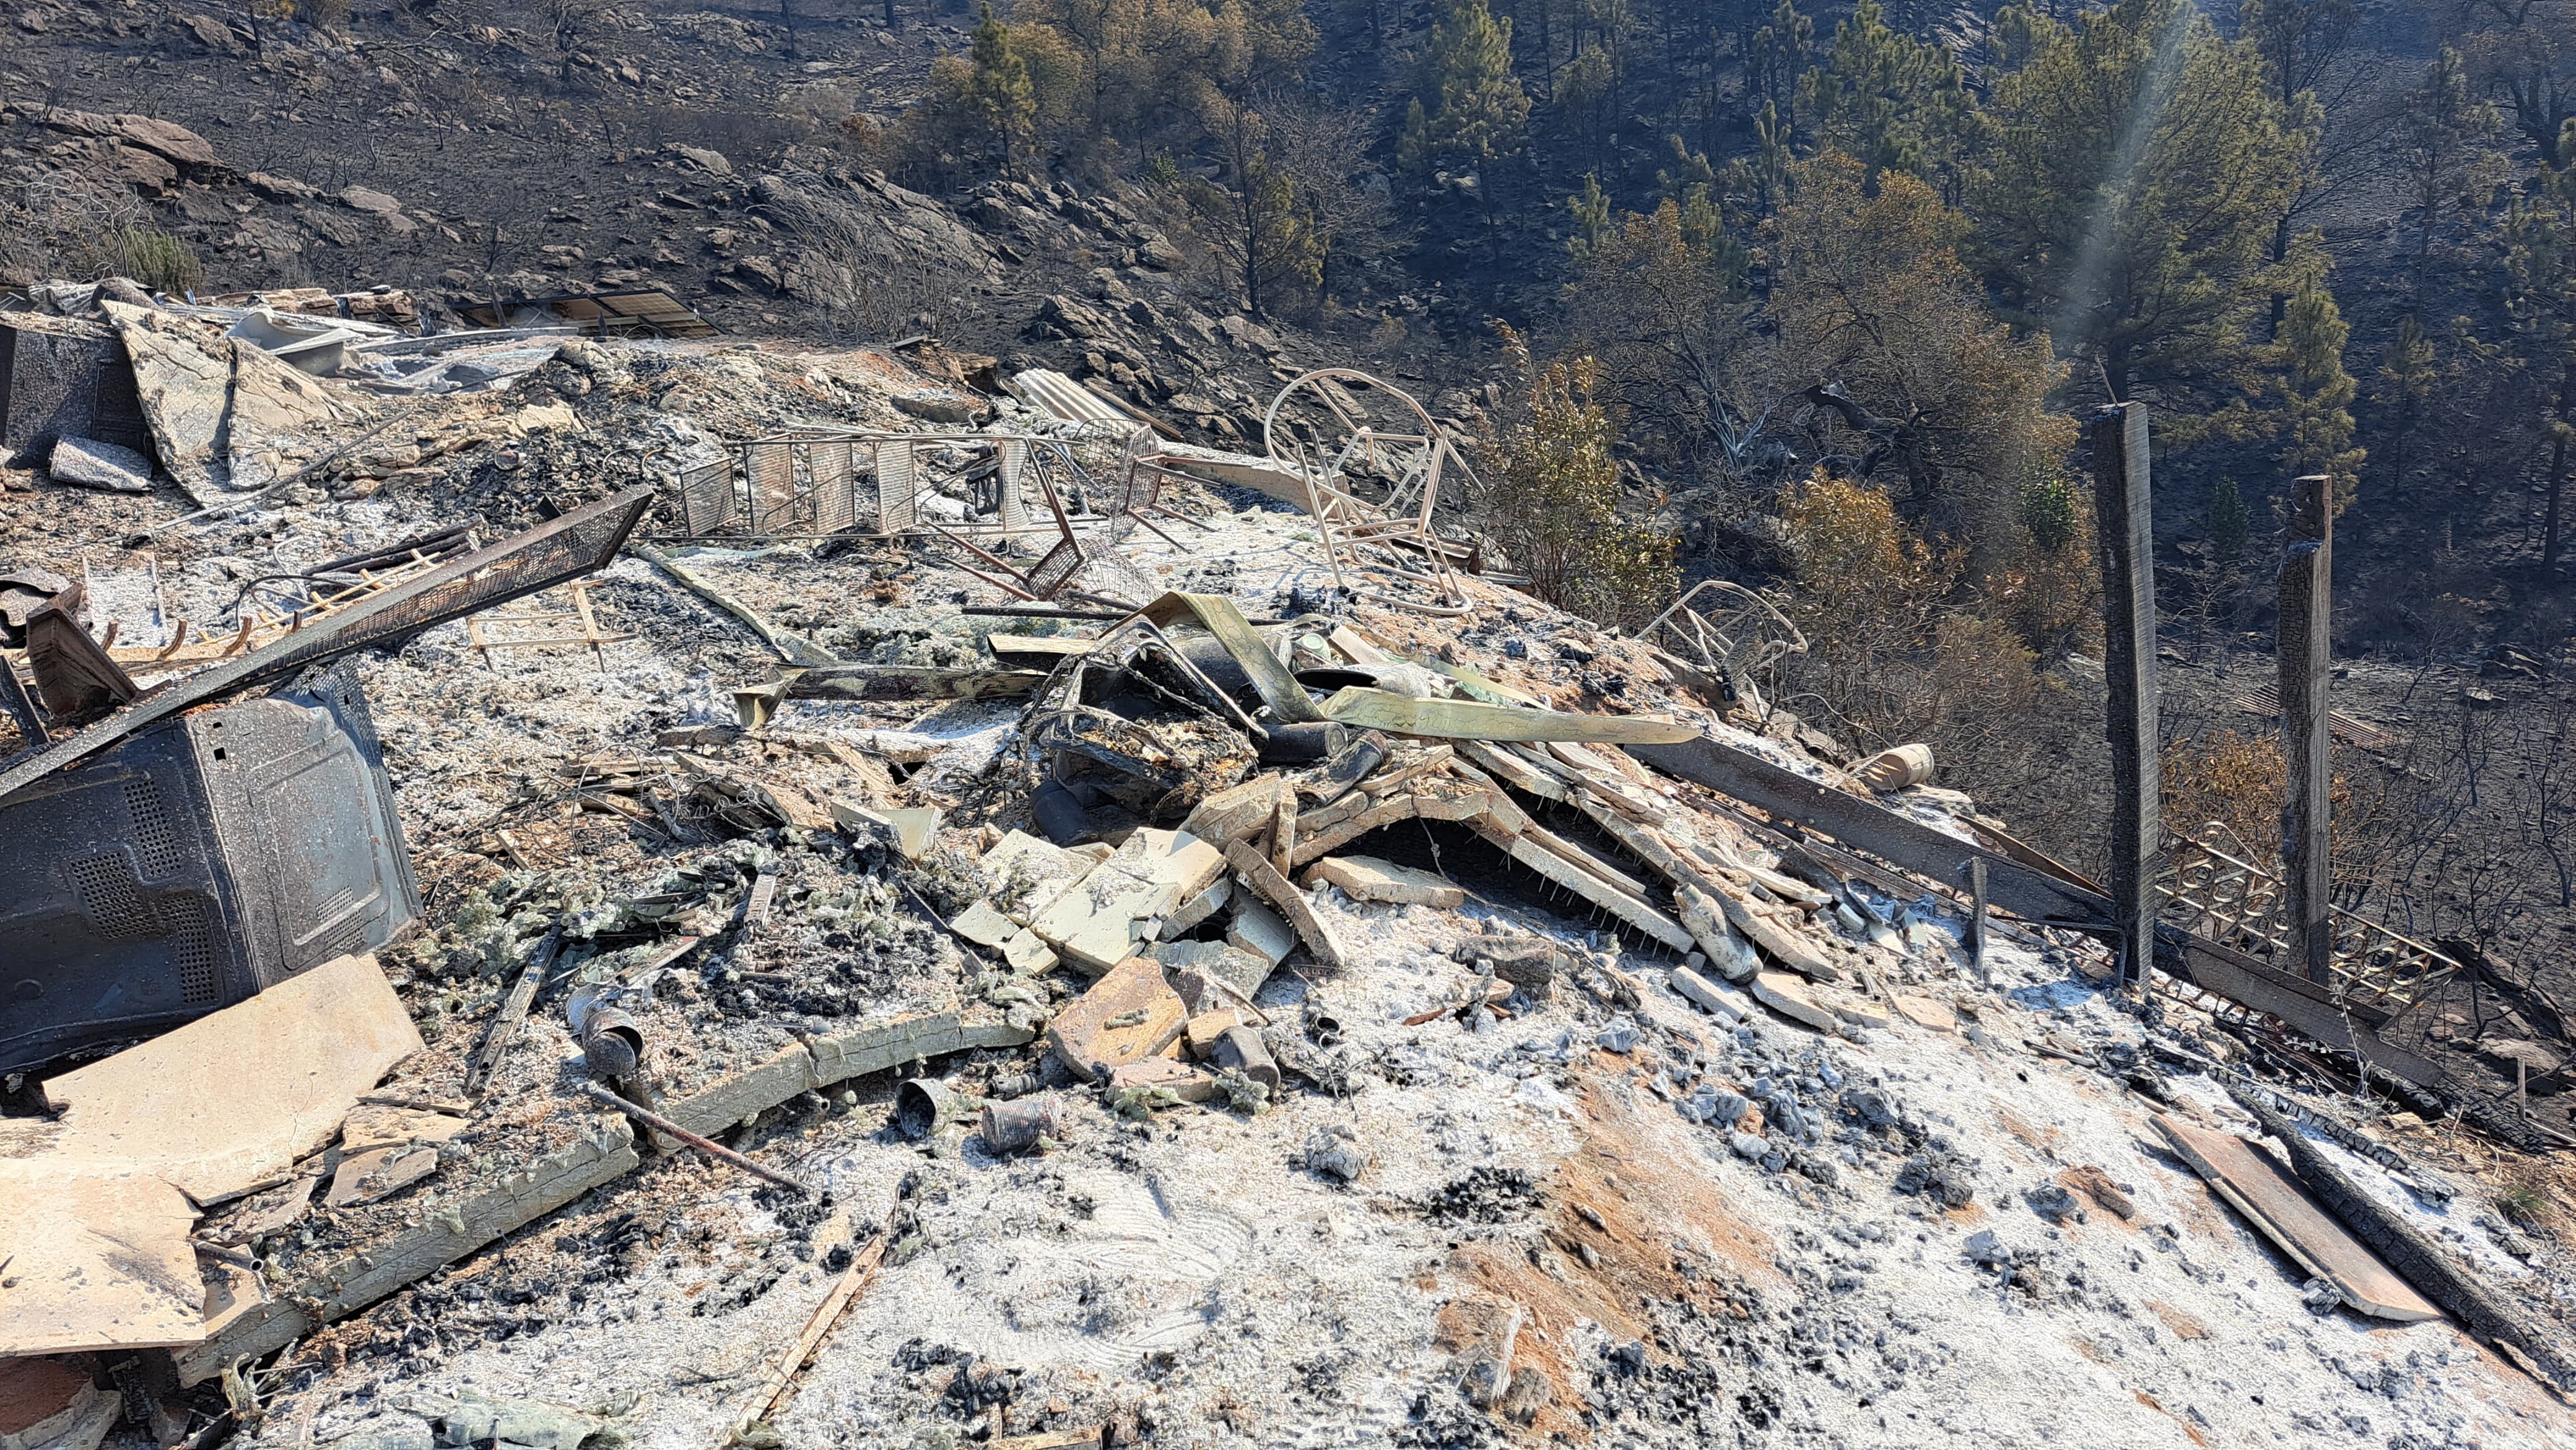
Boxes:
[2088,402,2162,984]
[2278,474,2335,984]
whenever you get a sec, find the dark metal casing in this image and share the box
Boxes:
[0,664,419,1073]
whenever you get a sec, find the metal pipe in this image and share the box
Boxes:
[576,1080,814,1196]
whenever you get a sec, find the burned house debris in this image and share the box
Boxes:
[1,277,2571,1450]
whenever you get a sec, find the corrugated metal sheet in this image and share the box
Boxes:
[1012,368,1127,424]
[454,288,720,339]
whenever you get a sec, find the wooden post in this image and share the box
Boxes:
[2278,474,2335,984]
[1967,856,1990,985]
[2089,403,2162,984]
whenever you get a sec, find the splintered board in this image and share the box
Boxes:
[2154,1114,2439,1322]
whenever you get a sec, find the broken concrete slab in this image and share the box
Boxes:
[1891,995,1959,1032]
[1669,965,1749,1023]
[40,952,422,1204]
[46,435,153,492]
[1303,853,1465,908]
[1750,971,1840,1033]
[2154,1114,2440,1322]
[1048,957,1190,1082]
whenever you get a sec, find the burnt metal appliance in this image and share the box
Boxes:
[0,662,416,1071]
[0,486,655,1073]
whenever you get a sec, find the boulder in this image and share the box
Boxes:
[112,115,217,167]
[337,186,401,215]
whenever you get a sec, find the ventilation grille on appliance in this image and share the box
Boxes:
[124,775,181,879]
[68,852,154,940]
[163,895,220,1003]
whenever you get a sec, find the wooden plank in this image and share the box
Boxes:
[2278,474,2334,983]
[1319,687,1695,744]
[1286,794,1417,868]
[1563,794,1837,979]
[41,953,422,1204]
[986,632,1097,662]
[2089,402,2161,980]
[2153,1114,2439,1322]
[736,1232,889,1439]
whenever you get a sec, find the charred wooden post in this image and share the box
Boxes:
[2278,474,2336,984]
[2088,403,2162,984]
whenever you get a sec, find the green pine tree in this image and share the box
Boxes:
[2274,261,2364,506]
[2371,314,2436,497]
[1798,0,1972,191]
[1568,172,1614,259]
[1970,0,2312,422]
[962,4,1037,172]
[1398,0,1531,176]
[2209,476,2251,569]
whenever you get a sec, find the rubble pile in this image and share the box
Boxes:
[1,280,2570,1450]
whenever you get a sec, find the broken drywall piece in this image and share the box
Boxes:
[998,927,1059,975]
[0,1160,202,1355]
[40,952,423,1204]
[1302,854,1464,908]
[833,801,941,859]
[949,898,1017,948]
